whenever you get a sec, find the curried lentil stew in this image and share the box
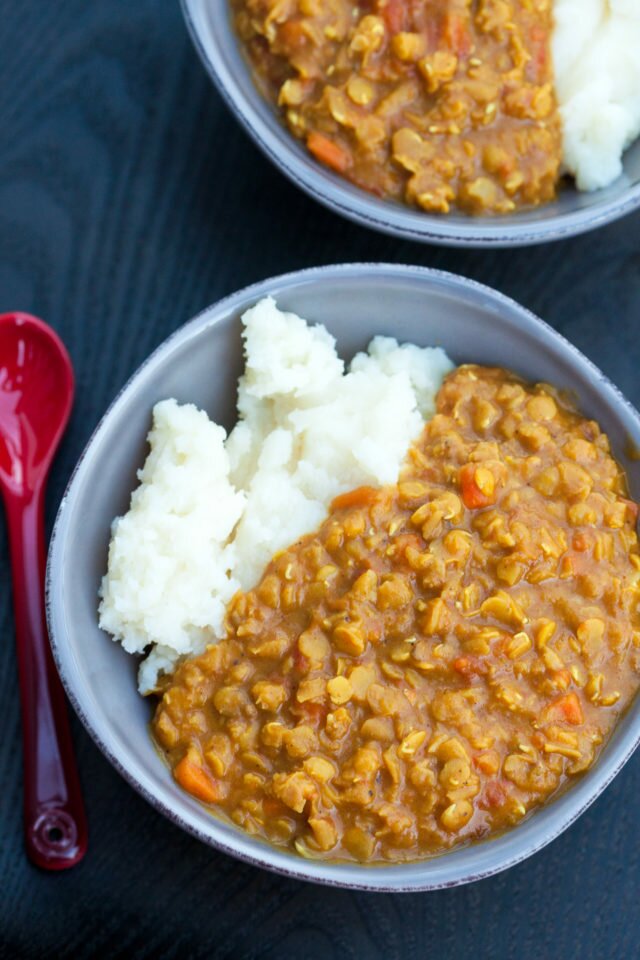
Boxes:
[231,0,562,215]
[153,365,640,864]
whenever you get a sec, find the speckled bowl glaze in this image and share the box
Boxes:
[47,264,640,890]
[181,0,640,248]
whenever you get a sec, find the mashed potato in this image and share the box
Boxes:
[554,0,640,191]
[99,298,453,693]
[99,401,246,692]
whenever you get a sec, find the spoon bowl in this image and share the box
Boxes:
[0,312,87,870]
[0,314,74,496]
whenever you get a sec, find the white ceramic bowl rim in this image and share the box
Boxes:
[46,264,640,891]
[181,0,640,248]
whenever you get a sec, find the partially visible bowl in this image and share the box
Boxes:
[181,0,640,248]
[47,263,640,890]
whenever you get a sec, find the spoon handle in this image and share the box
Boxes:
[5,487,88,869]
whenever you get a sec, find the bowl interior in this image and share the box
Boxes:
[182,0,640,246]
[48,265,640,890]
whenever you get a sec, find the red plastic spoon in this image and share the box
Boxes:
[0,312,87,869]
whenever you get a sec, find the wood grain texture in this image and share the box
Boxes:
[0,0,639,957]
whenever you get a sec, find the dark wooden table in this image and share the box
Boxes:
[1,2,639,957]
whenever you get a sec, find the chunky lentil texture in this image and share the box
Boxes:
[153,366,640,863]
[232,0,562,215]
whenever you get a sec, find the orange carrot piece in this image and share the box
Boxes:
[174,757,221,804]
[474,753,499,776]
[331,485,378,512]
[307,132,352,173]
[459,463,494,510]
[550,693,584,726]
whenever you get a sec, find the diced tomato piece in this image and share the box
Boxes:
[528,24,548,80]
[293,649,310,674]
[442,13,470,57]
[294,701,327,725]
[484,780,507,809]
[380,0,406,33]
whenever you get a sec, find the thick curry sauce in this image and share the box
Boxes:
[153,366,640,863]
[232,0,562,215]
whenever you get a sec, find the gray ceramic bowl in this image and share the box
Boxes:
[181,0,640,248]
[47,264,640,891]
